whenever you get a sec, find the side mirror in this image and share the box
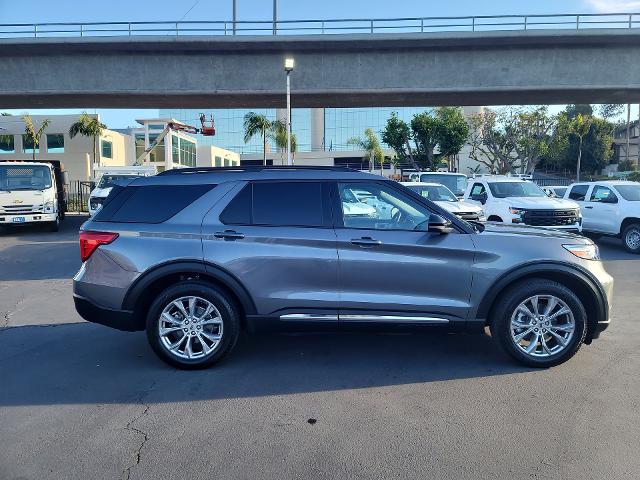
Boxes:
[428,214,453,234]
[602,196,618,204]
[470,192,487,204]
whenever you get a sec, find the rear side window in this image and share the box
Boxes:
[220,181,327,227]
[568,185,589,201]
[94,184,214,223]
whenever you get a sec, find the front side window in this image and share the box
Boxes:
[590,186,617,203]
[97,174,136,189]
[471,183,486,196]
[47,134,65,153]
[488,181,546,198]
[338,182,430,231]
[568,184,589,201]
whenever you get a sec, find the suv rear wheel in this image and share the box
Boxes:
[622,222,640,254]
[146,281,240,369]
[490,279,587,367]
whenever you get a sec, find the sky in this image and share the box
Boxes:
[0,0,634,127]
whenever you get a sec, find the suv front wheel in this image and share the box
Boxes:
[146,281,240,369]
[490,279,587,368]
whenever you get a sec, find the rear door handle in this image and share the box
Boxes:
[351,237,382,247]
[214,230,245,240]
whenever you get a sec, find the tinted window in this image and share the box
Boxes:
[568,185,589,201]
[220,184,251,225]
[252,182,325,227]
[94,184,214,223]
[590,186,617,203]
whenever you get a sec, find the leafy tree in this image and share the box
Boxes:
[568,114,593,182]
[381,107,469,171]
[597,104,625,121]
[271,119,298,164]
[348,128,385,174]
[68,113,107,169]
[467,109,520,174]
[22,115,51,161]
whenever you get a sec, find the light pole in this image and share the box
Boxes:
[284,57,294,165]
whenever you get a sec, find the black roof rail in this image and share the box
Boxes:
[157,165,357,176]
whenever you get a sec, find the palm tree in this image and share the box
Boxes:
[243,112,275,166]
[68,113,107,173]
[22,115,51,161]
[271,119,297,164]
[347,128,385,175]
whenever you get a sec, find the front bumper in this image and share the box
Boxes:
[0,213,57,224]
[586,261,614,341]
[73,294,140,332]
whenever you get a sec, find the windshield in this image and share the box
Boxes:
[419,174,467,196]
[408,184,457,202]
[488,181,547,198]
[615,184,640,201]
[0,165,53,191]
[97,174,139,189]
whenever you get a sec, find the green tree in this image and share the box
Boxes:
[68,113,107,170]
[381,107,469,171]
[513,106,555,174]
[22,115,51,161]
[271,119,298,164]
[597,104,625,121]
[243,112,281,166]
[348,128,385,174]
[568,114,593,182]
[467,109,520,174]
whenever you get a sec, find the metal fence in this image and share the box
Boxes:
[67,180,94,213]
[2,13,640,39]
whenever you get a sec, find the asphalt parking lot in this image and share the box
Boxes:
[1,215,639,480]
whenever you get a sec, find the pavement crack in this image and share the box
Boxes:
[121,381,156,480]
[1,294,26,330]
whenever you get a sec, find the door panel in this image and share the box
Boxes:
[334,181,475,324]
[586,185,619,234]
[201,181,339,319]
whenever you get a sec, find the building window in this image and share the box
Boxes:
[135,133,163,163]
[223,158,230,166]
[101,139,113,159]
[178,137,196,167]
[215,156,222,167]
[22,135,39,154]
[0,135,15,154]
[46,134,65,153]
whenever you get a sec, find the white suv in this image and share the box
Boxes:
[464,176,582,232]
[563,181,640,253]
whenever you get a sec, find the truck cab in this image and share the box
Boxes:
[0,160,67,231]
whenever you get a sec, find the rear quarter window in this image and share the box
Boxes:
[93,184,215,223]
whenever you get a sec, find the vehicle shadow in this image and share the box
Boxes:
[596,237,640,261]
[0,322,531,407]
[0,241,80,280]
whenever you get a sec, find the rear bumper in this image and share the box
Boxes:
[73,294,141,332]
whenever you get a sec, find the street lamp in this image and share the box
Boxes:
[284,57,294,165]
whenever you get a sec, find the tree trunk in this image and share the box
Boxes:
[32,142,36,161]
[576,137,583,182]
[262,131,267,166]
[404,138,419,171]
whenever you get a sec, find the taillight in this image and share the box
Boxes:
[79,231,119,262]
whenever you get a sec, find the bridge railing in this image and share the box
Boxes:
[2,13,640,38]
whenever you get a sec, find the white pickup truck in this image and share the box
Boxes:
[89,166,156,216]
[0,160,68,231]
[563,181,640,253]
[464,176,582,232]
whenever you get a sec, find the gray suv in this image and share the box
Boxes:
[73,167,613,369]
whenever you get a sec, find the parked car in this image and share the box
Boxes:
[542,186,568,198]
[401,182,485,222]
[74,166,613,369]
[563,180,640,253]
[464,176,582,232]
[408,172,468,198]
[89,166,156,216]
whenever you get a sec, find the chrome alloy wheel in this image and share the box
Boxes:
[510,295,575,358]
[158,296,223,360]
[625,227,640,250]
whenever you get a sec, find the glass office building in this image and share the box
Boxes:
[159,107,432,155]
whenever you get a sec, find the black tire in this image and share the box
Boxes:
[146,281,241,369]
[487,216,503,223]
[489,279,587,368]
[47,215,60,232]
[621,223,640,254]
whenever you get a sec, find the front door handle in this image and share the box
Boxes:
[351,237,382,247]
[214,230,245,240]
[584,206,594,209]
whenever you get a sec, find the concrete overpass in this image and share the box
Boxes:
[1,29,640,108]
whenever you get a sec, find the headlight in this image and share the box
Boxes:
[44,200,54,212]
[509,207,525,223]
[563,243,600,261]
